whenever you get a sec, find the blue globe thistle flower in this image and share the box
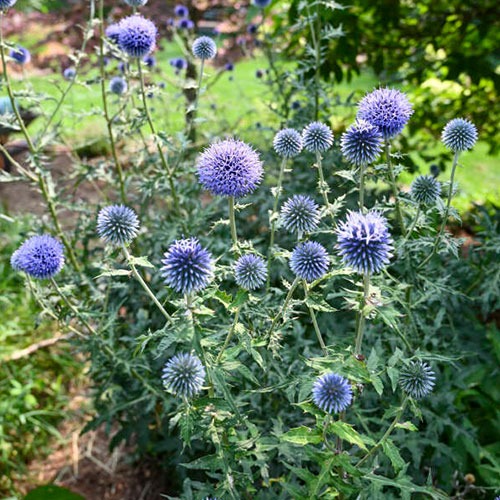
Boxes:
[247,23,258,35]
[410,175,441,205]
[162,353,205,398]
[196,138,263,198]
[312,373,353,414]
[291,100,301,110]
[357,88,413,139]
[290,241,329,282]
[109,76,128,95]
[253,0,271,7]
[96,205,140,245]
[169,57,187,71]
[105,24,122,43]
[340,119,383,166]
[224,62,234,71]
[177,18,194,30]
[174,4,189,17]
[161,238,214,294]
[336,211,393,274]
[63,67,76,81]
[273,128,303,158]
[124,0,147,6]
[234,254,267,290]
[9,46,30,65]
[441,118,478,152]
[143,55,156,67]
[192,36,217,60]
[302,122,334,153]
[0,0,17,9]
[280,194,320,235]
[118,15,157,58]
[399,361,436,399]
[11,235,64,279]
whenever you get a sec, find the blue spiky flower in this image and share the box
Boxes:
[234,254,267,290]
[192,36,217,60]
[63,67,76,81]
[143,55,156,67]
[11,235,64,279]
[280,195,320,235]
[118,15,157,58]
[9,46,30,65]
[253,0,271,7]
[410,175,441,205]
[105,24,122,43]
[302,122,334,153]
[336,211,393,274]
[124,0,147,6]
[399,361,436,399]
[162,353,205,398]
[441,118,478,152]
[290,241,329,282]
[357,88,413,139]
[174,4,189,17]
[161,238,214,294]
[97,205,140,245]
[273,128,303,158]
[312,373,353,414]
[177,18,194,29]
[0,0,17,9]
[340,120,383,166]
[196,138,263,198]
[170,57,187,71]
[109,76,128,95]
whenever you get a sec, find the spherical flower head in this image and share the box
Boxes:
[0,0,17,9]
[234,254,267,290]
[161,238,214,294]
[63,67,76,81]
[410,175,441,205]
[162,353,205,398]
[253,0,271,7]
[312,373,353,414]
[109,76,128,95]
[118,15,157,58]
[357,88,413,139]
[336,211,393,274]
[143,55,156,67]
[273,128,303,158]
[290,241,329,282]
[124,0,148,6]
[247,23,258,35]
[280,195,320,235]
[177,18,194,30]
[105,23,122,43]
[174,4,189,17]
[192,36,217,60]
[196,138,263,198]
[11,235,64,279]
[441,118,478,152]
[9,46,30,65]
[224,62,234,71]
[302,122,334,153]
[340,119,383,166]
[170,57,187,71]
[96,205,140,245]
[399,361,436,399]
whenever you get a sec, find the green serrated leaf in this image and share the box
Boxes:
[282,426,323,445]
[328,421,368,450]
[129,255,155,268]
[382,439,406,472]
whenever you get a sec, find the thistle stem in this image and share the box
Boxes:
[121,245,172,322]
[359,163,366,211]
[402,204,421,244]
[385,140,405,233]
[137,59,180,214]
[228,196,238,251]
[303,280,327,355]
[267,277,300,343]
[354,273,370,355]
[316,151,333,221]
[216,306,241,364]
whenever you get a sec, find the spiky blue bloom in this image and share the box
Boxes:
[192,36,217,60]
[280,195,320,235]
[336,211,393,274]
[63,67,76,81]
[290,241,329,282]
[109,76,128,95]
[399,361,436,399]
[124,0,147,6]
[96,205,140,245]
[441,118,478,152]
[253,0,271,7]
[9,46,30,65]
[0,0,16,9]
[105,24,121,43]
[162,353,205,398]
[143,55,156,67]
[340,119,383,166]
[11,235,64,279]
[224,62,234,71]
[196,138,263,198]
[312,373,353,414]
[177,18,194,29]
[161,238,214,294]
[169,57,187,70]
[302,122,334,153]
[234,254,267,290]
[174,4,188,17]
[358,88,413,139]
[118,15,157,58]
[273,128,303,158]
[410,175,441,205]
